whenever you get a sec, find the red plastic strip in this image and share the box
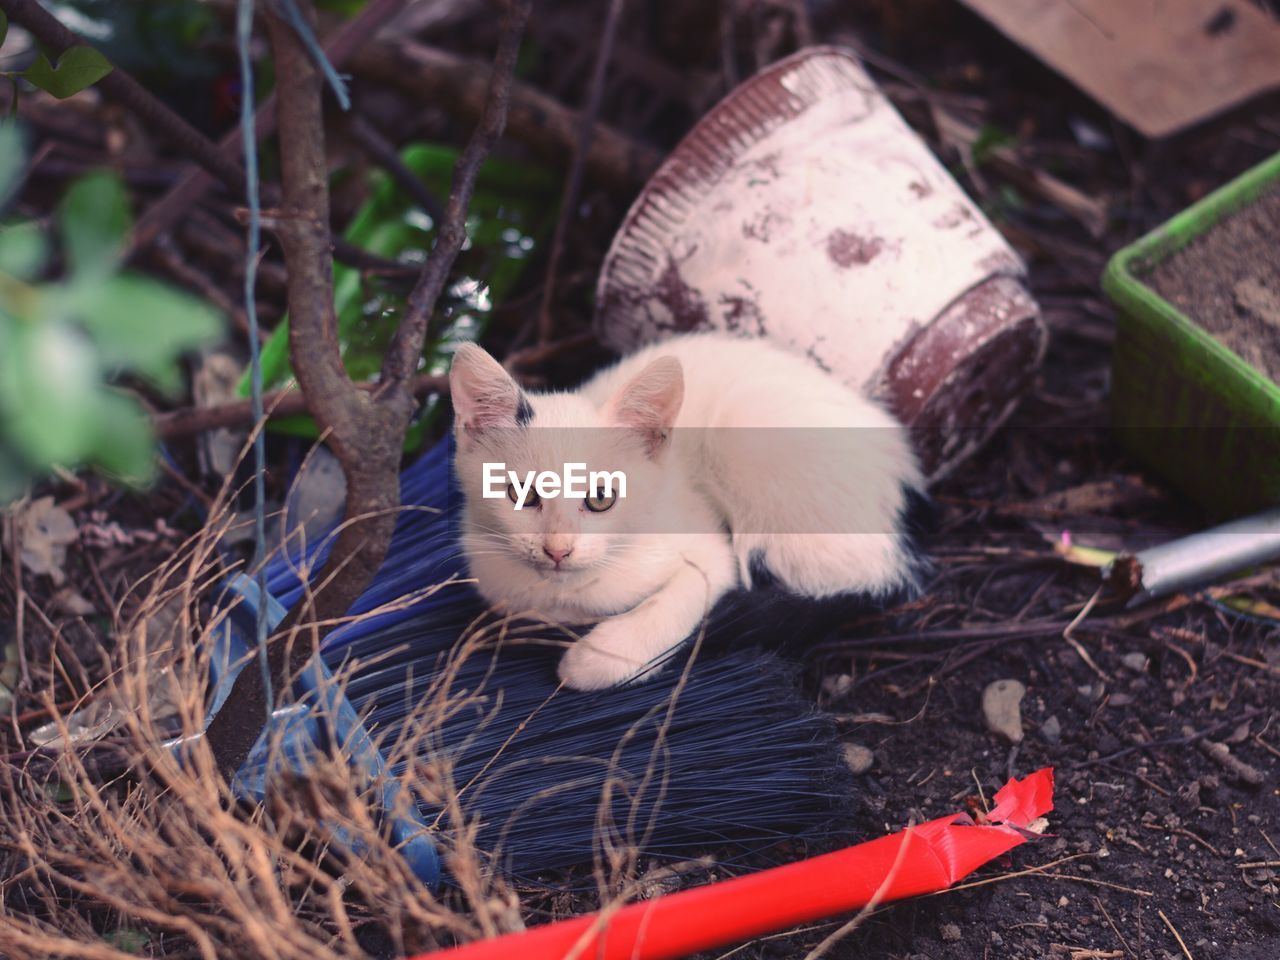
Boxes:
[414,768,1054,960]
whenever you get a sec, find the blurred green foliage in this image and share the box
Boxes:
[970,123,1017,166]
[103,928,150,955]
[37,2,221,83]
[317,0,369,15]
[0,126,221,502]
[0,11,113,101]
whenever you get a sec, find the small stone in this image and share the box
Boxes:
[1121,652,1149,673]
[940,923,962,942]
[821,673,854,701]
[842,743,874,774]
[1039,715,1062,745]
[982,679,1026,743]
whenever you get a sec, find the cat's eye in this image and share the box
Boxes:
[507,483,540,509]
[584,486,617,513]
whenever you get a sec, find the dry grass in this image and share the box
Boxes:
[0,466,703,959]
[0,482,529,960]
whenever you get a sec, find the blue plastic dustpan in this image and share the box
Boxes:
[208,573,441,887]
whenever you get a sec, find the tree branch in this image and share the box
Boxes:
[205,0,403,776]
[152,374,447,440]
[0,0,416,276]
[381,0,532,388]
[204,0,530,779]
[349,115,447,226]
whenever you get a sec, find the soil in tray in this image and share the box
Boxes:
[1145,186,1280,385]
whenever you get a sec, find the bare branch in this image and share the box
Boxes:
[152,375,448,440]
[204,0,409,777]
[205,0,531,779]
[381,0,533,388]
[537,0,627,344]
[349,115,447,226]
[131,0,409,254]
[351,37,661,191]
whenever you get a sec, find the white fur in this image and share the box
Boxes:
[450,333,923,690]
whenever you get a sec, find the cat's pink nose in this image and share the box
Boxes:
[543,544,573,565]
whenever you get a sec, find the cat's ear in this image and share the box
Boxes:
[449,343,531,436]
[605,355,683,456]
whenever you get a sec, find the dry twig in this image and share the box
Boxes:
[536,0,627,344]
[352,38,663,189]
[152,374,447,439]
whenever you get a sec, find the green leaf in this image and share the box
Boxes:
[43,780,74,803]
[59,172,130,276]
[0,122,25,210]
[90,391,155,485]
[0,639,17,714]
[0,320,99,468]
[104,929,150,955]
[22,46,113,100]
[0,220,48,279]
[318,0,367,13]
[971,124,1017,166]
[0,443,27,505]
[81,273,221,393]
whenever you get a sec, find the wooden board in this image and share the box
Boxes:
[957,0,1280,138]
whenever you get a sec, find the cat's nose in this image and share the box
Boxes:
[543,544,573,565]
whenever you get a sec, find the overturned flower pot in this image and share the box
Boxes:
[594,46,1046,481]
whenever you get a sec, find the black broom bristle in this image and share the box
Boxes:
[261,441,851,880]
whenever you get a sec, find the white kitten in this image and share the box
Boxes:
[450,332,926,691]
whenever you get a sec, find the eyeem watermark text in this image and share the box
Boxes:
[483,462,627,509]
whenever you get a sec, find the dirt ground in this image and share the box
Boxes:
[1148,186,1280,384]
[721,7,1280,953]
[703,276,1280,958]
[820,390,1280,958]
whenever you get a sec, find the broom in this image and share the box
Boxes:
[219,438,852,883]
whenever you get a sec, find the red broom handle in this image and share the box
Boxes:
[416,768,1054,960]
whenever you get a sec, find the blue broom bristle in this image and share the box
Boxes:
[265,441,850,879]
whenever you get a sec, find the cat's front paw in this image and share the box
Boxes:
[557,624,650,691]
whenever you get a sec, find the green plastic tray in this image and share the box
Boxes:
[1103,150,1280,518]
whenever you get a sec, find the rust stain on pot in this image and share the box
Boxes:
[749,150,783,179]
[880,275,1045,479]
[804,342,833,373]
[825,229,884,268]
[742,208,788,243]
[718,292,767,334]
[909,180,933,199]
[596,254,711,338]
[977,250,1020,275]
[652,254,711,332]
[933,205,975,230]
